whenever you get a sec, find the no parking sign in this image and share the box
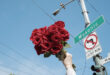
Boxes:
[83,32,102,59]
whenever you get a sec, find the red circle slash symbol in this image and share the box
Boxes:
[84,34,98,50]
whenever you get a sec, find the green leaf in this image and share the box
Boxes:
[63,44,71,48]
[44,52,51,58]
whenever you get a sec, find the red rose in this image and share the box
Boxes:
[30,21,70,56]
[55,21,65,28]
[34,45,46,55]
[30,29,38,41]
[50,44,63,55]
[48,24,58,34]
[30,26,47,41]
[39,26,47,34]
[32,36,41,45]
[34,41,51,55]
[62,34,69,41]
[32,29,38,34]
[40,40,51,50]
[51,34,62,42]
[59,28,69,41]
[30,29,41,41]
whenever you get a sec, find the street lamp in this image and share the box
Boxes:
[53,0,74,16]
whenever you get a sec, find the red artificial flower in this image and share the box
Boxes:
[55,21,65,28]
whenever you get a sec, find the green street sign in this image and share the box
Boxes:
[74,16,104,44]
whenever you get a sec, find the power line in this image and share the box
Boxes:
[0,42,32,62]
[0,64,32,75]
[86,0,110,26]
[0,49,38,74]
[31,0,84,47]
[31,0,56,22]
[0,42,55,75]
[0,42,43,67]
[30,1,88,75]
[0,68,10,74]
[0,42,45,68]
[76,1,88,75]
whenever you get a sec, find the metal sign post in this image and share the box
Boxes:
[79,0,106,75]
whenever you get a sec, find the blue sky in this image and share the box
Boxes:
[0,0,110,75]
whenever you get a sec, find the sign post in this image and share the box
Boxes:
[74,16,104,44]
[79,0,106,75]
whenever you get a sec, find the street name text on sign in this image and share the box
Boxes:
[74,16,104,44]
[83,32,102,59]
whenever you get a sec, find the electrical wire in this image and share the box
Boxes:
[76,0,88,75]
[86,0,110,26]
[31,0,84,46]
[30,0,88,75]
[30,0,110,75]
[76,0,110,75]
[0,42,33,63]
[1,0,88,75]
[0,43,55,75]
[0,42,48,68]
[0,49,38,74]
[0,42,43,68]
[0,68,10,74]
[0,64,32,75]
[31,0,56,22]
[85,2,110,75]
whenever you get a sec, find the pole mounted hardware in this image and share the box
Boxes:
[53,0,74,16]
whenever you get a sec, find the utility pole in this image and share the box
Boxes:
[52,0,108,75]
[79,0,106,75]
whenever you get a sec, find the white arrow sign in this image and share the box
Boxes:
[101,53,110,65]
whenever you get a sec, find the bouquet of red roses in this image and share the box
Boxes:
[30,21,70,60]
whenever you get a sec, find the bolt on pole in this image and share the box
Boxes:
[79,0,106,75]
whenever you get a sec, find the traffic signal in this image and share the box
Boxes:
[91,65,105,75]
